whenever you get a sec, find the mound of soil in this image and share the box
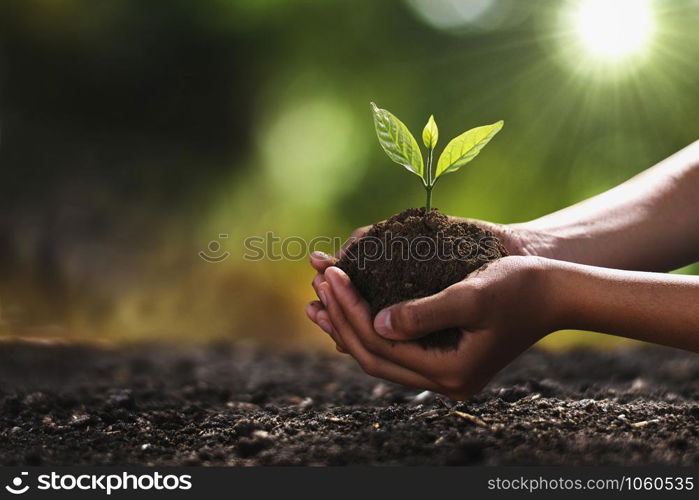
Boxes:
[0,340,697,466]
[337,208,508,349]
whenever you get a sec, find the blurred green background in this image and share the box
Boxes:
[0,0,697,349]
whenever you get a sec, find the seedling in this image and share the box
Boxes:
[370,102,503,212]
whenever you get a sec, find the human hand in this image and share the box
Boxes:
[310,256,562,400]
[306,217,559,346]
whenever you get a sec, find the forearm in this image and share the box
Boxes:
[519,140,699,271]
[549,260,699,352]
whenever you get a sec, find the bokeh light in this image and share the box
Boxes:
[572,0,655,60]
[406,0,495,31]
[260,92,367,209]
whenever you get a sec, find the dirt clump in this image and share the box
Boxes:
[337,207,508,349]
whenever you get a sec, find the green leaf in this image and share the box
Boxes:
[435,120,503,180]
[370,102,424,181]
[422,115,438,150]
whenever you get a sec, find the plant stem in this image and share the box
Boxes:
[425,147,435,213]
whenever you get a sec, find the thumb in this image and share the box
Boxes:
[373,286,467,340]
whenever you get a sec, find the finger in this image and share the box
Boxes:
[308,291,349,354]
[373,285,470,340]
[305,300,322,323]
[312,273,327,302]
[306,301,343,352]
[319,281,443,393]
[309,251,338,272]
[315,308,349,353]
[311,305,335,338]
[307,301,338,344]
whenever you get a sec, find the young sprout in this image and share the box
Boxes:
[370,102,503,212]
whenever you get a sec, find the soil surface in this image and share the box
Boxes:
[337,208,508,349]
[0,340,697,466]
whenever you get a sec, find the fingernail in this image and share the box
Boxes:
[305,303,315,317]
[311,251,331,261]
[318,289,327,307]
[374,309,393,336]
[318,319,333,334]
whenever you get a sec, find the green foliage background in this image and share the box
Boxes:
[0,0,697,347]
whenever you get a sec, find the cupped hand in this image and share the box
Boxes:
[309,256,562,400]
[306,215,561,362]
[306,217,555,334]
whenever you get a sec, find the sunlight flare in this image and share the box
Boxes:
[572,0,655,60]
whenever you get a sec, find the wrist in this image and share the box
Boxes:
[535,257,581,332]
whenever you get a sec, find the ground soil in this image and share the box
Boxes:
[337,208,508,349]
[0,339,697,466]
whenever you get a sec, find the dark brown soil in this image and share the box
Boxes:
[337,208,508,349]
[1,340,697,466]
